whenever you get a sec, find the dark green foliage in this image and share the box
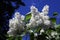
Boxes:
[7,36,22,40]
[49,18,56,23]
[37,34,48,40]
[34,26,41,33]
[53,12,58,16]
[30,33,34,40]
[56,25,60,33]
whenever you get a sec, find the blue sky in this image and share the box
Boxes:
[16,0,60,15]
[12,0,60,24]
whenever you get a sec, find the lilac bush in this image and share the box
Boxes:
[7,5,60,40]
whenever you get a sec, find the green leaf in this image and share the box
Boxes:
[24,13,31,23]
[53,12,58,16]
[56,25,60,33]
[30,33,34,40]
[7,36,22,40]
[7,36,15,40]
[46,29,53,35]
[49,18,56,24]
[16,36,22,40]
[34,26,41,33]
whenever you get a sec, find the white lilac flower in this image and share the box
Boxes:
[21,15,25,20]
[34,14,41,21]
[39,13,44,18]
[9,18,17,28]
[30,21,37,27]
[34,33,38,37]
[30,5,36,13]
[40,29,44,33]
[46,36,49,39]
[27,17,36,28]
[26,19,37,28]
[42,5,49,15]
[42,16,49,21]
[14,12,21,19]
[9,19,14,28]
[29,30,33,33]
[26,23,31,28]
[7,28,17,37]
[51,31,58,38]
[30,5,38,12]
[44,20,50,25]
[7,12,25,36]
[27,5,50,28]
[29,17,35,23]
[43,16,49,20]
[40,29,44,35]
[36,19,42,26]
[27,6,40,28]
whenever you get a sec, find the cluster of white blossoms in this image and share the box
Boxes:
[7,5,52,36]
[26,5,51,28]
[51,31,58,38]
[7,12,25,36]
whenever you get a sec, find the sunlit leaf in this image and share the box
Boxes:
[24,13,31,23]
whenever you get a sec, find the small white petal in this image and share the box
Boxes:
[36,19,42,26]
[43,16,49,20]
[30,5,38,13]
[40,29,44,33]
[51,32,58,36]
[42,5,49,15]
[21,15,25,20]
[44,20,50,25]
[51,31,58,38]
[40,29,44,35]
[34,33,38,37]
[42,5,49,12]
[14,12,21,19]
[39,13,44,17]
[35,15,40,21]
[29,30,33,33]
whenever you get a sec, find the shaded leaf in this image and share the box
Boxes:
[49,18,56,24]
[30,33,34,40]
[53,12,58,16]
[7,36,22,40]
[56,25,60,33]
[34,26,41,33]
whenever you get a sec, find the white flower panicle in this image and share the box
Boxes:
[42,5,49,15]
[7,12,25,36]
[51,31,58,38]
[30,5,38,12]
[26,5,50,28]
[8,5,52,36]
